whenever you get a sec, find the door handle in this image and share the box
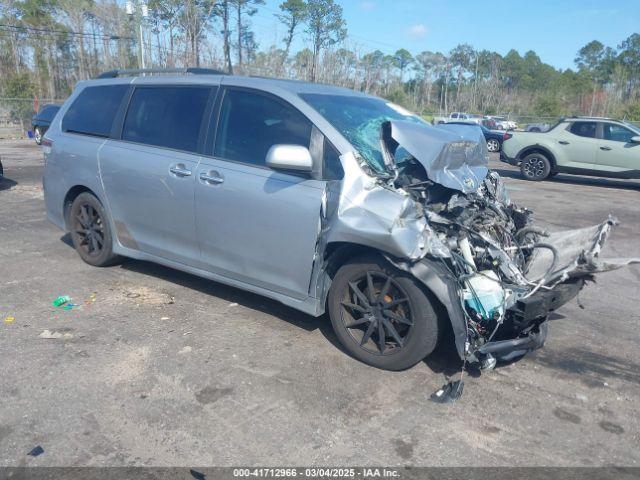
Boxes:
[558,140,570,145]
[199,170,224,184]
[600,146,612,151]
[169,164,192,177]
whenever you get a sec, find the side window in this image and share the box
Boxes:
[603,124,635,143]
[569,121,597,139]
[215,89,312,166]
[451,113,458,119]
[122,86,211,153]
[62,85,129,137]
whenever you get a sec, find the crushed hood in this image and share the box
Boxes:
[381,120,489,193]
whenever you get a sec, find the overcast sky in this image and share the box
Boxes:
[251,0,640,70]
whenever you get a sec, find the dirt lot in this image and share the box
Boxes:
[0,139,639,467]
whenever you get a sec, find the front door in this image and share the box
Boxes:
[99,85,212,266]
[596,122,640,174]
[195,87,326,299]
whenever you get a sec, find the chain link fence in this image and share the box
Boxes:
[0,97,66,139]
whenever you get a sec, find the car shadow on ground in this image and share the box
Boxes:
[59,233,520,377]
[0,176,18,191]
[492,167,640,191]
[530,346,640,388]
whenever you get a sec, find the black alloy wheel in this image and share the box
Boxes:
[340,271,413,356]
[328,255,440,371]
[69,192,119,266]
[520,153,551,181]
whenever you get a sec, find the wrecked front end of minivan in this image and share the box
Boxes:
[323,120,638,369]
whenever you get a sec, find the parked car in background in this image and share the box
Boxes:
[481,118,498,129]
[32,104,61,145]
[525,123,551,132]
[485,115,517,131]
[501,116,640,181]
[441,121,512,152]
[433,112,482,125]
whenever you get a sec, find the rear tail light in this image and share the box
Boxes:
[503,133,512,141]
[42,138,53,159]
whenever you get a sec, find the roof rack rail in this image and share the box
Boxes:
[565,115,615,121]
[95,67,227,79]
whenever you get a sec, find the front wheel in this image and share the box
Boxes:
[69,192,120,267]
[486,139,501,152]
[520,153,551,181]
[328,255,440,371]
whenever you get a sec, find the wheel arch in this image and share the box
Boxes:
[517,144,557,169]
[63,185,101,230]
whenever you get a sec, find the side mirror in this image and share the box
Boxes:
[265,144,313,172]
[631,136,640,143]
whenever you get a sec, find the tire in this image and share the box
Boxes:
[34,126,43,145]
[328,254,440,371]
[529,127,541,132]
[69,192,120,267]
[486,138,501,152]
[520,152,551,181]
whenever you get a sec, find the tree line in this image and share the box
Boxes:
[1,0,640,124]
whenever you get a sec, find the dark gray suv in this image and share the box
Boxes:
[42,68,636,372]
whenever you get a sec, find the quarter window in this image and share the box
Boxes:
[603,124,635,143]
[323,137,344,180]
[569,121,597,138]
[214,89,312,166]
[62,85,129,137]
[122,86,211,153]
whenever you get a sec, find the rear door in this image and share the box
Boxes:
[99,85,214,266]
[596,122,640,174]
[195,87,327,299]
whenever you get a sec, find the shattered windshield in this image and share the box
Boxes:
[300,93,426,173]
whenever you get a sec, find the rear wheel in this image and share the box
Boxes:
[328,255,440,371]
[520,153,551,181]
[34,127,43,145]
[69,192,120,267]
[486,139,501,152]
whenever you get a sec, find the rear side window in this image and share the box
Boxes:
[569,121,597,138]
[122,86,211,153]
[215,89,312,166]
[62,85,128,137]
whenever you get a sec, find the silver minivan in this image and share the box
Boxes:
[43,68,633,372]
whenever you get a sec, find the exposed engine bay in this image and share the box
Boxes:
[328,120,639,371]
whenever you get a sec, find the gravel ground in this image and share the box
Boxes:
[0,139,639,467]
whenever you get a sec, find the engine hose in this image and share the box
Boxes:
[515,226,549,243]
[522,243,560,299]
